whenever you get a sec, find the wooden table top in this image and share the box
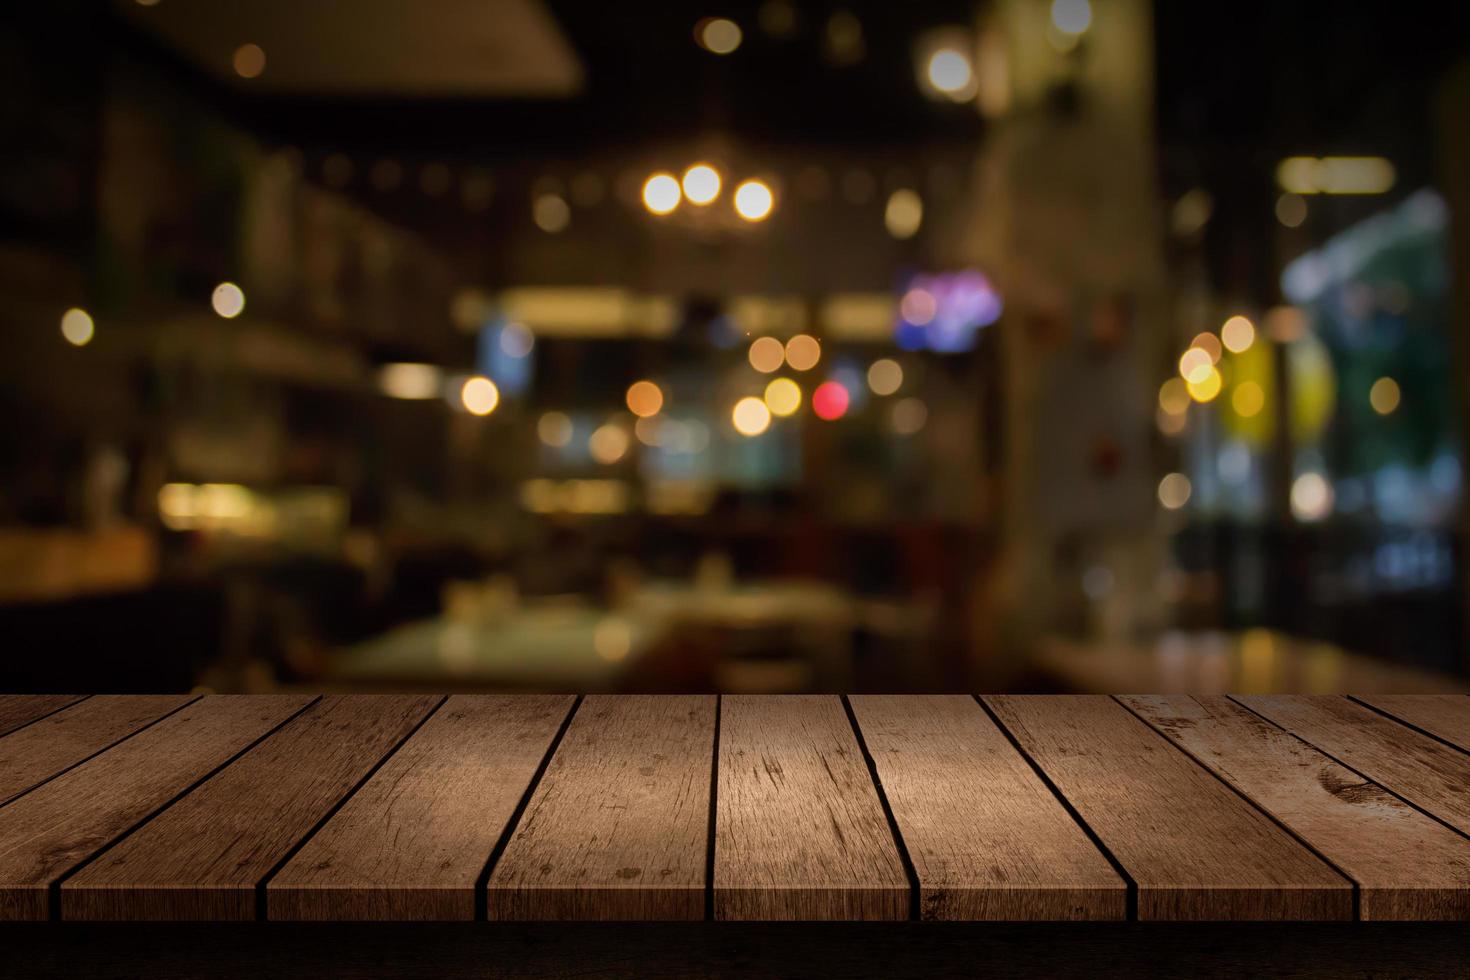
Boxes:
[1,693,1468,923]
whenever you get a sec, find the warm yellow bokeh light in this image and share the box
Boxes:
[763,377,802,417]
[1221,315,1256,353]
[642,173,681,215]
[1190,332,1222,364]
[884,189,923,239]
[867,358,903,396]
[748,336,785,373]
[533,194,571,232]
[625,380,664,418]
[588,423,629,464]
[1158,377,1190,416]
[538,411,573,447]
[233,43,266,79]
[1369,376,1401,415]
[60,307,94,346]
[212,282,245,318]
[1186,365,1223,402]
[634,416,664,446]
[682,164,721,205]
[1156,406,1187,436]
[1231,380,1265,418]
[1178,347,1213,383]
[1158,472,1192,510]
[784,334,821,371]
[378,363,442,399]
[732,396,771,436]
[699,17,743,54]
[733,180,774,221]
[460,376,500,416]
[891,397,927,435]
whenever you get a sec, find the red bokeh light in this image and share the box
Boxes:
[812,381,850,420]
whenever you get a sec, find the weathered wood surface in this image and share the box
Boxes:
[0,694,1464,922]
[849,695,1125,920]
[487,695,716,920]
[984,695,1351,920]
[0,695,313,920]
[1123,695,1470,920]
[714,695,909,920]
[1354,695,1470,751]
[0,694,192,805]
[272,695,574,921]
[62,695,440,920]
[1238,694,1470,836]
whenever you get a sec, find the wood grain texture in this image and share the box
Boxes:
[1355,696,1470,751]
[0,695,194,805]
[487,695,714,921]
[848,696,1125,920]
[984,696,1351,921]
[0,695,86,738]
[1238,695,1470,836]
[62,695,440,921]
[269,695,574,921]
[1124,695,1470,920]
[715,695,909,921]
[0,695,312,920]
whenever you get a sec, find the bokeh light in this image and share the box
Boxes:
[734,180,774,221]
[1231,380,1265,418]
[1158,472,1191,510]
[378,363,442,400]
[1178,347,1213,383]
[232,44,266,79]
[1190,332,1222,364]
[537,411,573,447]
[698,17,743,54]
[763,377,802,416]
[625,380,664,418]
[867,358,903,396]
[1050,0,1093,35]
[1369,376,1401,415]
[1158,378,1190,416]
[681,164,721,205]
[460,376,500,416]
[212,282,245,318]
[1291,472,1334,522]
[499,322,535,358]
[748,336,785,373]
[1221,315,1256,353]
[884,189,923,239]
[533,193,571,232]
[926,49,972,95]
[732,396,771,436]
[1186,365,1223,402]
[642,173,681,215]
[588,423,630,464]
[60,307,94,346]
[891,397,927,434]
[812,381,850,420]
[900,288,936,325]
[784,334,821,371]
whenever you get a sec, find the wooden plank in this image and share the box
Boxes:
[269,695,574,921]
[715,695,909,920]
[1354,695,1470,751]
[0,695,86,738]
[63,695,440,921]
[984,696,1350,920]
[1124,695,1470,920]
[1237,695,1470,836]
[0,695,312,921]
[849,696,1125,920]
[0,695,194,805]
[487,695,714,921]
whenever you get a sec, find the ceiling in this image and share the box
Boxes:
[114,0,583,97]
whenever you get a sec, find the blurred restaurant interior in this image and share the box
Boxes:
[2,0,1469,697]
